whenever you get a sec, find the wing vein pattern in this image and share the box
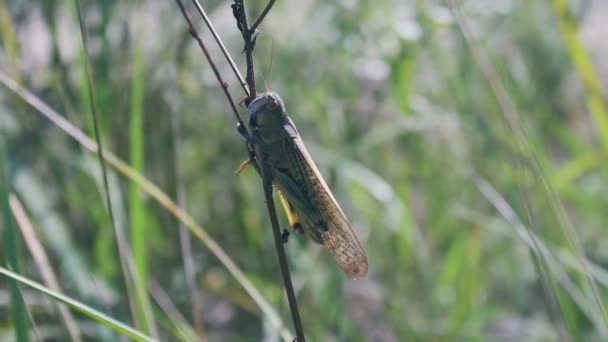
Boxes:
[274,132,368,278]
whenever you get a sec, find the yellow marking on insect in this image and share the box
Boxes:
[277,189,303,234]
[236,158,302,233]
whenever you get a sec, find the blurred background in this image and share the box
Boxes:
[1,0,608,340]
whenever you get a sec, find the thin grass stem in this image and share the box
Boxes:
[74,0,157,336]
[190,0,250,97]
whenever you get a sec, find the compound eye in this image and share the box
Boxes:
[267,98,278,110]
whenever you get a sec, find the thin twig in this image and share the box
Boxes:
[260,156,306,341]
[190,0,250,97]
[232,2,305,340]
[233,0,257,101]
[250,0,276,32]
[174,0,248,133]
[176,0,304,338]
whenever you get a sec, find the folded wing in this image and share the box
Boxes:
[279,131,368,278]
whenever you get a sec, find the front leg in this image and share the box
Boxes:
[236,123,262,175]
[237,122,263,145]
[237,122,252,141]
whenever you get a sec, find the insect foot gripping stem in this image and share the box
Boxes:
[281,229,290,244]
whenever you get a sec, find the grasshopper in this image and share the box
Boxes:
[238,92,368,278]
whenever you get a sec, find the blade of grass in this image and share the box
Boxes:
[73,0,157,336]
[0,140,29,342]
[0,0,19,83]
[149,279,201,342]
[128,4,153,335]
[169,89,205,337]
[0,71,293,342]
[13,168,111,302]
[0,267,154,342]
[550,0,608,152]
[552,149,603,191]
[475,176,607,334]
[9,193,82,342]
[474,176,570,339]
[65,0,94,136]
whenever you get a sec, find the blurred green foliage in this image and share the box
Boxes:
[1,0,608,340]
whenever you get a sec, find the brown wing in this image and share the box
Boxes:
[288,134,368,278]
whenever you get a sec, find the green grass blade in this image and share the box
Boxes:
[0,267,154,342]
[1,138,30,342]
[552,150,603,190]
[73,0,157,336]
[0,0,19,82]
[129,9,152,334]
[551,0,608,152]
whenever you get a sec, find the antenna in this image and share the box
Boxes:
[268,37,275,91]
[258,37,275,92]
